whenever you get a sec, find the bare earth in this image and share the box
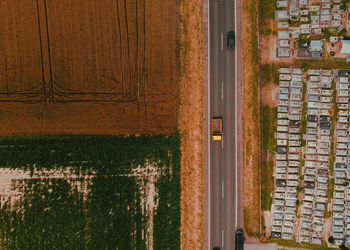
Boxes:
[259,18,295,65]
[0,0,179,135]
[179,0,204,249]
[261,83,278,108]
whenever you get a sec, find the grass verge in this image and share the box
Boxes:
[269,238,334,249]
[242,0,261,237]
[261,106,277,211]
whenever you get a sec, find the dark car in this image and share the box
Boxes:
[227,31,235,50]
[213,247,220,250]
[235,228,245,250]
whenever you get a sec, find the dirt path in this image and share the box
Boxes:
[179,0,204,249]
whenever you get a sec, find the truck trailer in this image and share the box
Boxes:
[211,117,223,141]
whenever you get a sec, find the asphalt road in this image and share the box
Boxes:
[208,0,240,249]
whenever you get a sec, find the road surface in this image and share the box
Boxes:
[208,0,243,249]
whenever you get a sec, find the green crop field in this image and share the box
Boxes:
[0,135,180,249]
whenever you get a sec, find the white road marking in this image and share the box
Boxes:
[221,82,224,100]
[221,33,223,50]
[221,230,224,246]
[207,0,211,248]
[234,0,238,229]
[222,180,224,198]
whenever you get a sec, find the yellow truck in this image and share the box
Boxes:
[211,117,223,141]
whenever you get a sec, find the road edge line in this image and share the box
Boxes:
[234,0,238,229]
[207,0,211,249]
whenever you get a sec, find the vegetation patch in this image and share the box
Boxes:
[243,0,261,237]
[0,135,180,249]
[260,64,279,87]
[261,106,277,211]
[259,0,275,33]
[269,238,334,249]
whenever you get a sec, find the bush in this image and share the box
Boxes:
[330,51,335,56]
[339,28,347,37]
[302,64,309,72]
[331,43,335,47]
[339,243,349,250]
[324,28,331,39]
[328,236,335,244]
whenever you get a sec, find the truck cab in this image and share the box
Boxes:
[211,117,223,141]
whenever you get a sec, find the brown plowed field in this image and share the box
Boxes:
[0,0,179,135]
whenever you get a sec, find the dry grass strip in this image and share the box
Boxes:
[178,0,204,249]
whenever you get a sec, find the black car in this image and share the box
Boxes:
[213,247,220,250]
[235,228,245,250]
[227,31,235,50]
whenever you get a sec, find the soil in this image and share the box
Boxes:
[324,218,332,248]
[324,41,333,60]
[263,211,271,237]
[260,34,276,64]
[0,0,179,135]
[178,0,204,249]
[260,34,295,64]
[261,83,279,108]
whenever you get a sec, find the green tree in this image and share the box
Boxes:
[339,28,347,37]
[324,28,331,39]
[302,64,309,72]
[339,243,349,250]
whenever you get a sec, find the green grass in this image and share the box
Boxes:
[269,238,334,249]
[300,80,307,147]
[325,81,338,218]
[1,176,145,249]
[274,60,350,72]
[259,0,275,33]
[262,106,277,156]
[0,135,181,249]
[261,106,277,211]
[294,59,350,70]
[260,64,279,87]
[262,161,274,210]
